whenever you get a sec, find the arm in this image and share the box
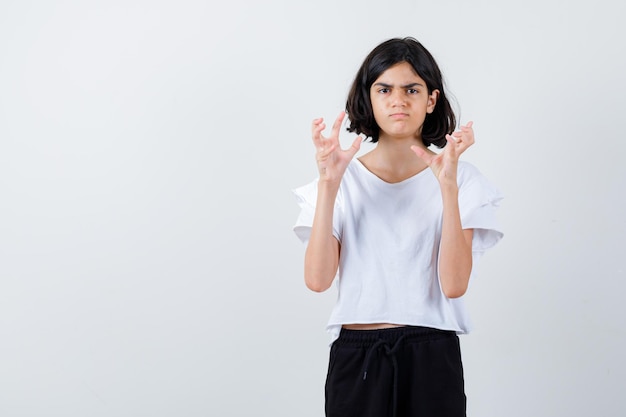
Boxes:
[438,185,474,298]
[304,112,361,292]
[304,180,341,292]
[411,122,476,298]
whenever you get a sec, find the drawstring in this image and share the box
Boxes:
[360,334,407,417]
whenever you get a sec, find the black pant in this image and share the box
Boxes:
[325,326,466,417]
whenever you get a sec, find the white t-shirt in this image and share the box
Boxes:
[293,159,503,344]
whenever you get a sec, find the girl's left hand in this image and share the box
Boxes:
[410,121,475,184]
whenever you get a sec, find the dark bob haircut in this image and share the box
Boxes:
[345,37,456,148]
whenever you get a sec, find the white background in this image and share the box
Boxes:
[1,1,625,416]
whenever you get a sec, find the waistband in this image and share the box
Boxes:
[334,325,455,347]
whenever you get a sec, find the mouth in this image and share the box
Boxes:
[390,113,409,119]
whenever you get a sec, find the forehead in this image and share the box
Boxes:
[373,62,424,85]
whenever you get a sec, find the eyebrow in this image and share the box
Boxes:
[373,82,425,88]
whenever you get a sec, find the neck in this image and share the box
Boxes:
[376,133,428,163]
[359,134,432,183]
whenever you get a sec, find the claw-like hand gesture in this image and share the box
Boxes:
[312,111,362,184]
[410,121,475,185]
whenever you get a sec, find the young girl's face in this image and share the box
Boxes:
[369,61,438,142]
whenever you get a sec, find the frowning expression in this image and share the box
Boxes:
[369,61,438,141]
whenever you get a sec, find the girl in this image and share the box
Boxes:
[293,37,503,417]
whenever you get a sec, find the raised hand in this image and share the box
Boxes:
[410,121,475,185]
[312,111,362,183]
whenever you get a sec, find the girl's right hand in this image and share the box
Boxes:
[312,111,361,184]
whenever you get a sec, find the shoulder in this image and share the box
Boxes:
[292,178,319,208]
[456,160,503,205]
[457,160,485,185]
[457,160,481,176]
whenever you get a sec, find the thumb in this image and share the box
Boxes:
[444,135,458,159]
[347,136,362,158]
[410,145,432,165]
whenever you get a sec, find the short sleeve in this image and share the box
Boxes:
[458,165,504,254]
[292,179,342,245]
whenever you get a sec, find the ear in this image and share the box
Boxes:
[427,89,439,113]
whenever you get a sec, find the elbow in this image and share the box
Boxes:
[303,255,336,293]
[304,268,333,292]
[306,281,331,293]
[442,284,467,299]
[440,274,470,299]
[304,275,332,293]
[440,259,472,299]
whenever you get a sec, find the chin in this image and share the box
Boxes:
[388,128,417,139]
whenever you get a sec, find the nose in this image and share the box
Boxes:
[391,90,406,107]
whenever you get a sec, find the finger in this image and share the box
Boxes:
[452,129,472,145]
[311,117,323,132]
[454,134,475,154]
[444,135,459,157]
[458,122,473,132]
[312,118,324,132]
[458,124,475,146]
[324,142,338,155]
[330,111,345,139]
[312,123,325,141]
[410,145,433,165]
[347,136,362,158]
[312,122,327,148]
[317,143,338,160]
[456,138,474,153]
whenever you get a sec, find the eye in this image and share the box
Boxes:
[378,88,390,94]
[407,88,418,94]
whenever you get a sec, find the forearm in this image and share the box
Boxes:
[304,180,341,292]
[438,184,473,298]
